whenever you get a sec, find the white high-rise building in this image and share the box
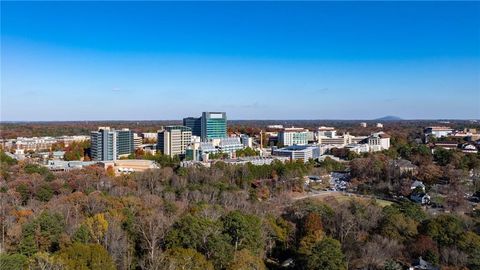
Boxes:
[278,127,308,146]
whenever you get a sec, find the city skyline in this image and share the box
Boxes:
[2,1,479,121]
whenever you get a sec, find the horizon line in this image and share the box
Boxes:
[1,118,479,123]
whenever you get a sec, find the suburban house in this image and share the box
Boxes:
[391,159,418,175]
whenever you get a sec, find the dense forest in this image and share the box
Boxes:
[1,146,480,270]
[1,120,480,270]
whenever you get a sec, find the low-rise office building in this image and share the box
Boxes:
[345,143,370,154]
[451,128,480,141]
[318,136,351,146]
[424,126,453,139]
[432,141,458,151]
[13,137,58,152]
[46,160,98,171]
[102,159,159,175]
[267,125,284,129]
[57,135,90,147]
[218,137,245,155]
[317,130,359,147]
[272,145,321,161]
[186,141,218,161]
[221,156,289,166]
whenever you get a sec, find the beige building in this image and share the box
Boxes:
[102,159,159,175]
[13,137,57,151]
[157,126,192,157]
[133,133,143,149]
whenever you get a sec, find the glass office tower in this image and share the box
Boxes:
[90,127,134,161]
[201,112,227,141]
[116,129,134,156]
[183,117,202,137]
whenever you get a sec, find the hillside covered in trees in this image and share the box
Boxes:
[1,141,480,270]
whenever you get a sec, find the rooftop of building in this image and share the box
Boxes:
[369,132,390,138]
[159,125,192,132]
[434,141,458,146]
[275,144,319,151]
[425,126,453,131]
[224,156,289,163]
[317,126,336,131]
[282,127,307,132]
[219,137,242,145]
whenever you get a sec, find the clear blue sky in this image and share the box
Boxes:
[1,1,479,121]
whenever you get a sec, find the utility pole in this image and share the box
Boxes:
[260,130,263,150]
[259,130,264,157]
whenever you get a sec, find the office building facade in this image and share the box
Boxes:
[90,127,134,161]
[116,129,135,156]
[424,126,453,138]
[184,112,227,141]
[218,137,244,155]
[157,126,192,157]
[183,117,202,137]
[278,127,308,146]
[91,128,116,161]
[133,133,143,149]
[201,112,227,141]
[272,145,321,162]
[240,134,253,148]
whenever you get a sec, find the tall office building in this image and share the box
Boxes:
[133,133,143,149]
[116,129,134,156]
[183,112,227,141]
[90,127,134,161]
[278,127,308,146]
[183,117,202,137]
[157,126,192,157]
[201,112,227,141]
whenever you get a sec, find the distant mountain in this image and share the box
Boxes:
[375,115,403,121]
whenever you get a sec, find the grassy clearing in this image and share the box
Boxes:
[315,192,394,207]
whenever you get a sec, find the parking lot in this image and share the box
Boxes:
[330,172,350,191]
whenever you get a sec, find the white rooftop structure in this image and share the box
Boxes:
[221,156,289,166]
